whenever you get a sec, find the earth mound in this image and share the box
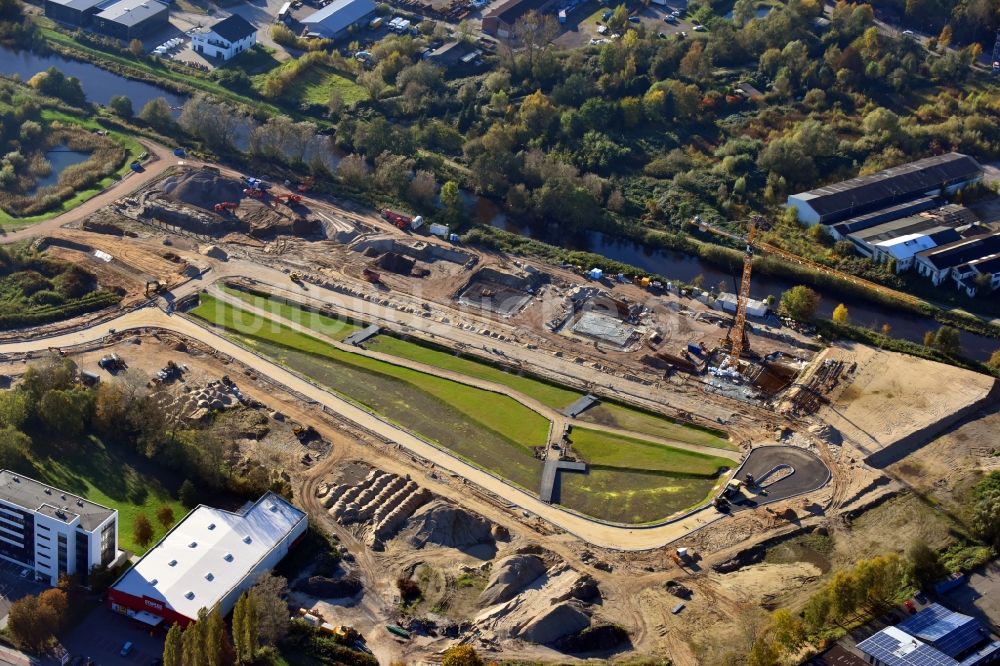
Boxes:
[478,554,546,607]
[401,500,495,550]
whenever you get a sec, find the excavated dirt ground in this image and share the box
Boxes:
[816,343,997,458]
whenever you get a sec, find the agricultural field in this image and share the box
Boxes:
[191,295,547,490]
[32,436,186,554]
[557,428,733,524]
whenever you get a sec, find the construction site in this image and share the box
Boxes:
[2,153,998,665]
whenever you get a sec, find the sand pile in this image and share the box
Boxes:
[401,500,495,550]
[164,170,244,211]
[478,554,547,607]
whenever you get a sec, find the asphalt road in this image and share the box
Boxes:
[731,445,830,509]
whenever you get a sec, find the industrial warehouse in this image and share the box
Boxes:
[107,492,307,626]
[44,0,168,38]
[786,153,1000,295]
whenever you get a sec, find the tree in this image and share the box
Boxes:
[233,591,259,664]
[407,169,437,206]
[252,573,290,646]
[108,94,134,118]
[139,98,176,133]
[932,325,961,356]
[779,286,820,321]
[156,505,175,529]
[770,608,805,653]
[924,330,936,347]
[881,323,892,337]
[337,154,370,189]
[179,479,197,507]
[441,645,485,666]
[181,613,206,666]
[440,180,462,224]
[7,588,67,652]
[38,388,92,438]
[907,541,946,590]
[0,390,31,429]
[518,89,558,136]
[0,426,30,470]
[134,513,154,548]
[832,303,849,324]
[972,471,1000,549]
[511,10,559,69]
[164,623,183,666]
[128,38,144,57]
[204,606,231,666]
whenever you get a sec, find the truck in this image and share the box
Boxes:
[381,209,418,230]
[129,161,143,172]
[428,223,449,237]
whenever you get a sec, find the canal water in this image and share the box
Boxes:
[0,45,188,111]
[2,46,993,360]
[481,213,998,361]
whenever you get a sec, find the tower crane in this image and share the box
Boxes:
[726,215,770,365]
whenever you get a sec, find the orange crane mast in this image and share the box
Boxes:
[727,215,769,364]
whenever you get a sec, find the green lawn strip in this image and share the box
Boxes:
[190,295,549,483]
[366,335,582,409]
[578,402,736,450]
[296,65,367,106]
[220,285,362,341]
[570,427,734,476]
[31,437,185,555]
[558,467,720,525]
[0,112,144,229]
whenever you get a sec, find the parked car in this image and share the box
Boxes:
[120,641,133,657]
[19,568,29,578]
[628,15,641,22]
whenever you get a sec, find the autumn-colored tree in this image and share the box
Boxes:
[441,645,485,666]
[134,513,154,547]
[832,303,849,324]
[156,505,175,529]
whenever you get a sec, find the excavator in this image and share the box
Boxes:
[214,201,239,213]
[274,192,303,207]
[297,176,315,193]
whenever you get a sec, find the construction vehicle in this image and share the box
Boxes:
[129,161,143,172]
[290,272,303,282]
[386,625,411,640]
[362,268,381,284]
[243,187,267,200]
[725,215,770,365]
[297,176,315,192]
[275,193,303,207]
[381,209,423,231]
[214,201,239,213]
[145,280,163,295]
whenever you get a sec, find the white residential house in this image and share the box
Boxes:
[192,15,257,61]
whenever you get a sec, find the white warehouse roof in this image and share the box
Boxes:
[112,492,306,621]
[874,233,939,261]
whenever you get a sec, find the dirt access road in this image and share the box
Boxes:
[0,140,178,244]
[0,304,747,550]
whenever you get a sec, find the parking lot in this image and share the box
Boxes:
[554,0,698,49]
[0,560,47,627]
[61,606,166,666]
[943,562,1000,632]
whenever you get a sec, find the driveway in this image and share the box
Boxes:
[61,606,165,666]
[943,561,1000,632]
[0,559,48,628]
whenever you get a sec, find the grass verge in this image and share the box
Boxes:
[190,294,547,490]
[570,427,736,474]
[31,436,185,555]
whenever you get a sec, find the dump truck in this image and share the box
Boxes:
[214,202,239,213]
